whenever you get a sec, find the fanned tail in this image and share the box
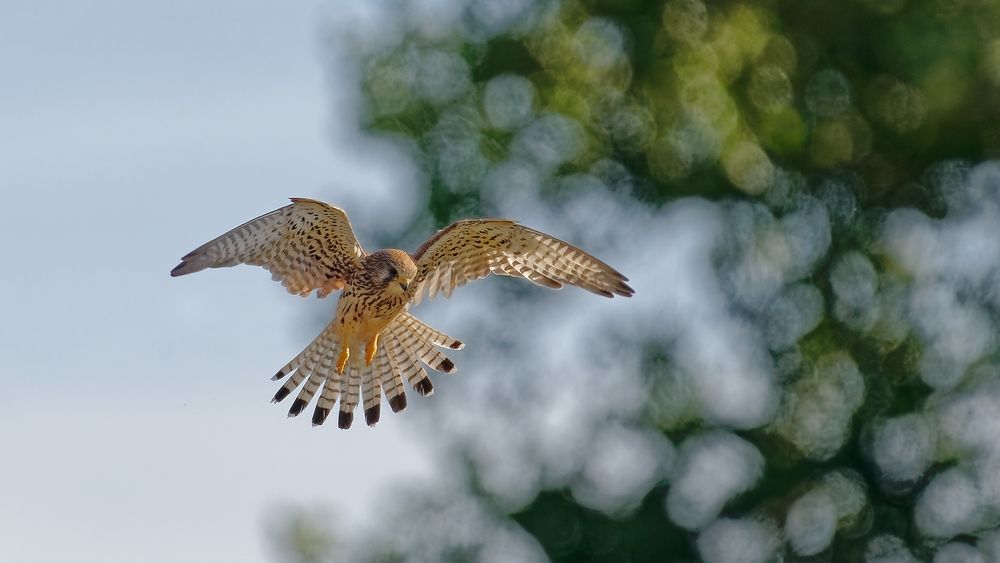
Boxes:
[269,312,461,429]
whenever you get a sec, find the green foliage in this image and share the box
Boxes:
[513,487,693,562]
[355,0,1000,213]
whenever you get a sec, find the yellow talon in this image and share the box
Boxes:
[365,333,379,366]
[336,347,350,375]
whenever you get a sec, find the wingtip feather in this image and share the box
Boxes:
[170,253,212,277]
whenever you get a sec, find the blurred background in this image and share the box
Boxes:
[5,0,1000,561]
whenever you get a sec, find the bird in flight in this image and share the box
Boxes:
[172,198,633,429]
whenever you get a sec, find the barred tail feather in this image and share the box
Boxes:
[362,351,385,426]
[384,328,432,397]
[396,313,464,350]
[388,319,457,374]
[271,368,307,403]
[338,362,361,429]
[311,376,337,426]
[386,323,434,396]
[310,345,341,426]
[287,342,328,417]
[382,344,408,413]
[270,324,342,425]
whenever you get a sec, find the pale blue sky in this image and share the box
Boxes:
[0,2,434,561]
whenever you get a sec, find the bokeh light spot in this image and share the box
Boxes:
[364,54,415,116]
[510,114,585,171]
[483,74,536,131]
[866,76,928,133]
[805,68,852,118]
[748,64,792,113]
[722,141,773,194]
[412,48,471,105]
[574,18,627,71]
[662,0,709,43]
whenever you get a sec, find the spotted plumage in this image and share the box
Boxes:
[172,198,633,429]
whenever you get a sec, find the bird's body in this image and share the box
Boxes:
[172,198,633,429]
[330,249,419,374]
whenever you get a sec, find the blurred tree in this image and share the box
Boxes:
[278,0,1000,561]
[268,505,340,563]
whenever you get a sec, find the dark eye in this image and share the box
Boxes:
[386,265,398,280]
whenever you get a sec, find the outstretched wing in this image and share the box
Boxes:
[410,219,634,303]
[171,198,365,297]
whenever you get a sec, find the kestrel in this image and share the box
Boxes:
[172,198,633,429]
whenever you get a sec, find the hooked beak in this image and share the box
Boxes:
[399,280,410,291]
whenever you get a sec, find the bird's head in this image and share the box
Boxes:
[368,249,418,296]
